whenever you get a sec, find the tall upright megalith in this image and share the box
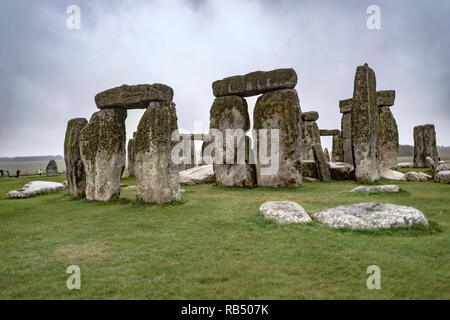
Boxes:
[300,111,320,161]
[351,63,380,182]
[339,98,353,166]
[135,101,182,203]
[209,95,255,187]
[254,89,303,186]
[64,118,88,197]
[414,124,438,168]
[79,109,127,201]
[127,134,136,177]
[377,90,398,169]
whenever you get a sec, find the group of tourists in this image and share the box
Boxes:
[0,169,20,178]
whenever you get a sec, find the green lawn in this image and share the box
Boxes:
[0,174,449,299]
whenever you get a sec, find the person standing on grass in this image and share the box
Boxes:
[0,169,4,177]
[38,168,42,176]
[16,169,21,178]
[6,170,10,177]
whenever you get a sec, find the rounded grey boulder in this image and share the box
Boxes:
[350,185,399,193]
[312,202,428,229]
[259,201,311,224]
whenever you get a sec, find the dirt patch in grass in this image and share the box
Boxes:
[54,241,114,265]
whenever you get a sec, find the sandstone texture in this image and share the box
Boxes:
[332,133,343,162]
[376,90,395,107]
[301,111,319,122]
[254,89,303,186]
[64,118,88,196]
[320,129,340,136]
[210,95,255,187]
[301,121,321,161]
[312,202,428,229]
[259,201,311,224]
[414,124,439,168]
[179,165,215,185]
[404,171,427,182]
[436,163,450,172]
[127,138,136,177]
[378,106,399,169]
[80,108,127,201]
[213,68,297,97]
[313,143,331,182]
[95,84,173,109]
[46,160,59,177]
[435,170,450,184]
[350,185,399,193]
[380,168,405,181]
[301,160,318,179]
[7,181,66,199]
[351,64,380,182]
[135,101,181,204]
[329,162,354,181]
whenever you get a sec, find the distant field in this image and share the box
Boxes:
[0,160,66,175]
[398,156,450,163]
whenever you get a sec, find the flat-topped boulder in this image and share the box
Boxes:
[380,168,405,181]
[95,84,173,109]
[259,201,311,224]
[377,90,395,107]
[435,170,450,184]
[212,68,297,97]
[320,129,340,136]
[339,98,353,113]
[350,185,399,193]
[7,181,66,199]
[179,165,215,185]
[301,111,319,122]
[312,202,428,229]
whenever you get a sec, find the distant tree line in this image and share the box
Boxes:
[398,145,450,159]
[0,155,64,162]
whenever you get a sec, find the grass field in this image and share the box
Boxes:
[0,173,449,299]
[0,160,66,175]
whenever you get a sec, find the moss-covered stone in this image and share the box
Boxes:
[64,118,87,196]
[351,63,380,182]
[339,98,353,113]
[127,138,135,177]
[331,132,343,162]
[135,101,181,204]
[378,106,399,169]
[414,124,439,168]
[301,111,319,122]
[79,109,127,201]
[212,68,297,97]
[95,83,173,109]
[253,89,303,186]
[377,90,395,107]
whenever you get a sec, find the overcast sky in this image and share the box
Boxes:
[1,0,449,157]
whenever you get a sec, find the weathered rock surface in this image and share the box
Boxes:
[46,160,59,177]
[435,170,450,184]
[64,118,87,196]
[378,106,399,169]
[80,108,127,201]
[339,98,353,113]
[380,168,405,181]
[301,111,319,122]
[95,84,173,109]
[304,177,319,182]
[351,64,380,182]
[259,201,311,224]
[320,129,340,136]
[135,101,181,203]
[209,95,255,187]
[341,112,353,166]
[350,185,399,193]
[127,138,136,177]
[254,89,303,186]
[313,143,331,182]
[426,156,436,172]
[329,162,355,181]
[213,68,297,97]
[377,90,395,107]
[324,148,331,162]
[397,162,413,168]
[176,134,196,171]
[414,124,439,168]
[436,163,450,172]
[404,171,427,182]
[301,121,321,161]
[7,181,66,199]
[332,133,343,162]
[301,160,318,179]
[179,165,215,185]
[312,202,428,229]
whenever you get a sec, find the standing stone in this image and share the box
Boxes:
[313,143,331,182]
[213,68,297,97]
[414,124,439,168]
[254,89,303,186]
[351,64,380,182]
[332,132,343,162]
[127,137,136,177]
[378,106,399,169]
[79,109,127,201]
[64,118,88,196]
[209,96,255,187]
[46,160,59,177]
[324,148,331,162]
[340,99,354,166]
[177,134,196,171]
[301,120,321,161]
[377,90,398,170]
[135,102,181,203]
